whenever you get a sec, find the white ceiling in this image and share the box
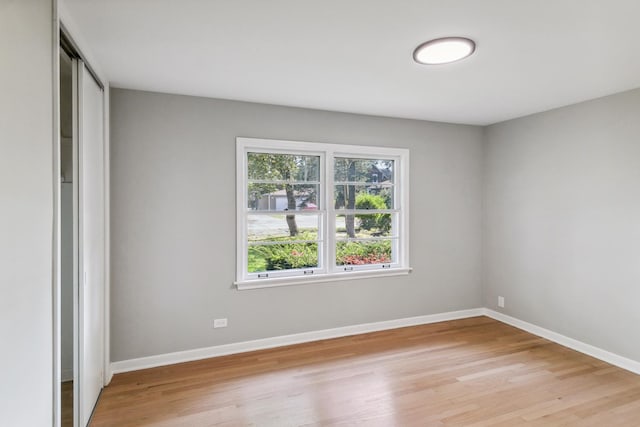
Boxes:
[62,0,640,125]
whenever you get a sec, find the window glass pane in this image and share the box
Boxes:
[248,153,320,182]
[249,243,318,273]
[248,214,319,242]
[333,184,394,210]
[335,214,393,239]
[248,184,319,211]
[334,158,393,184]
[336,240,393,266]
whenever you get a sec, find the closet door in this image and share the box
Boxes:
[77,60,105,426]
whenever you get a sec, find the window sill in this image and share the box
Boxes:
[235,267,413,290]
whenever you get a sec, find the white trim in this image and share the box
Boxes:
[52,5,61,426]
[235,138,247,283]
[236,267,412,290]
[71,57,80,427]
[483,309,640,375]
[111,308,483,374]
[103,83,112,386]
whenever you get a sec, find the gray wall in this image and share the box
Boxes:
[484,88,640,362]
[110,88,484,362]
[0,0,55,424]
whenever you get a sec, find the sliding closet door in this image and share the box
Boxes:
[77,60,105,426]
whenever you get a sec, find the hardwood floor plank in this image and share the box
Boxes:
[61,381,73,426]
[91,317,640,426]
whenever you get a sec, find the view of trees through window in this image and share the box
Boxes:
[246,152,396,273]
[334,157,395,266]
[247,152,321,273]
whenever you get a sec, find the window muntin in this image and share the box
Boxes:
[237,138,409,287]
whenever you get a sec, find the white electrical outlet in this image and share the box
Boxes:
[213,318,228,328]
[498,296,505,308]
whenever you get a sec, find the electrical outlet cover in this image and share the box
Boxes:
[213,318,228,328]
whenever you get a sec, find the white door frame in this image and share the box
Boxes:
[55,22,110,426]
[71,56,80,427]
[77,58,106,426]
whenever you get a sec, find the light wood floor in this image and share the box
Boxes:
[61,380,73,426]
[91,317,640,426]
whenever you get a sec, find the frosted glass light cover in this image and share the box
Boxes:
[413,37,476,65]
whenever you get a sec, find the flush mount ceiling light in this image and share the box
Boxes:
[413,37,476,65]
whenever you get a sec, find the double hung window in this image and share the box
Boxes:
[236,137,410,289]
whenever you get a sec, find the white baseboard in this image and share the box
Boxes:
[104,366,113,386]
[109,308,640,377]
[111,308,484,374]
[483,309,640,375]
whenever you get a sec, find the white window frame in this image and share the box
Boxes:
[236,137,411,290]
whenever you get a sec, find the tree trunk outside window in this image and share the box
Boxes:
[345,161,356,238]
[285,183,298,236]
